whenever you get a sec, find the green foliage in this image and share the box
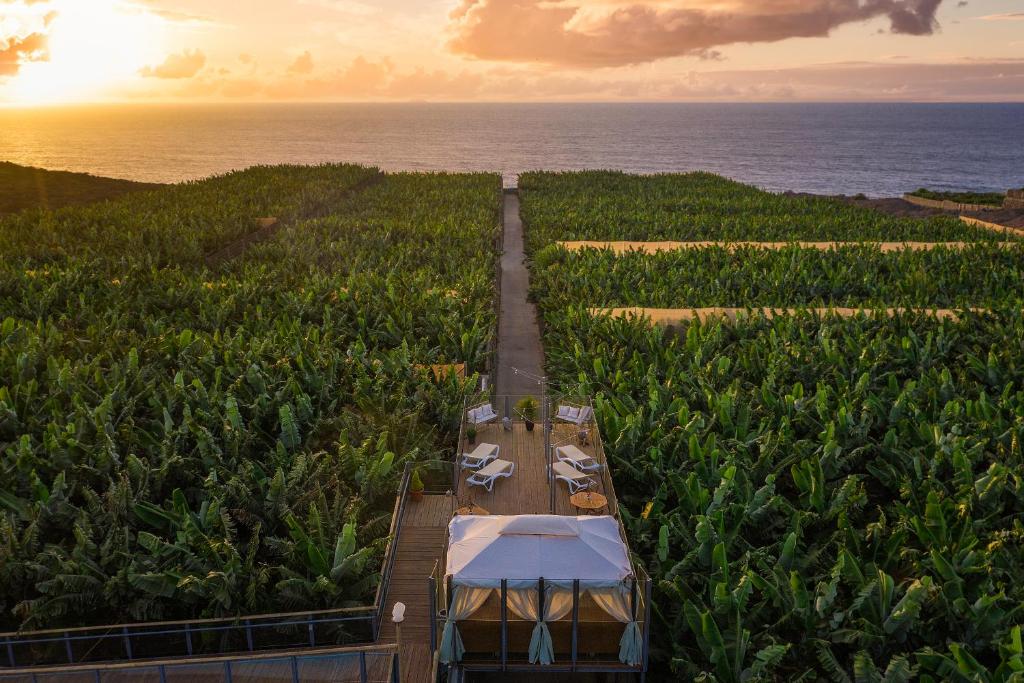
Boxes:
[0,164,379,267]
[515,396,539,421]
[519,171,1009,247]
[0,168,502,630]
[532,244,1024,309]
[410,468,424,493]
[523,171,1024,681]
[0,161,161,215]
[909,188,1005,206]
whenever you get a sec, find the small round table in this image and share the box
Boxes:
[570,491,608,515]
[455,504,489,516]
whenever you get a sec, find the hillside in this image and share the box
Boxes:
[0,162,162,214]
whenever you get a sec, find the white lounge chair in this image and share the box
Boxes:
[467,459,515,492]
[555,444,601,472]
[461,442,500,470]
[555,403,593,426]
[466,403,499,427]
[550,461,596,494]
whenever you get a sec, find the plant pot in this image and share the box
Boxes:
[410,490,424,502]
[525,419,535,432]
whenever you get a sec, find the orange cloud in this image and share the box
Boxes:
[287,51,314,75]
[140,49,206,78]
[448,0,946,67]
[0,31,48,77]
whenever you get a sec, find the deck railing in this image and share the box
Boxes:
[372,462,414,640]
[0,605,379,669]
[0,645,399,682]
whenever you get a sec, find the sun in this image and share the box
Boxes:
[10,0,166,104]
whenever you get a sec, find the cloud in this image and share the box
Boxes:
[299,0,381,15]
[139,49,206,78]
[979,12,1024,21]
[287,51,314,75]
[448,0,948,67]
[0,31,48,77]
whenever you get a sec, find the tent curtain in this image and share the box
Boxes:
[506,583,573,665]
[589,585,643,667]
[439,586,491,664]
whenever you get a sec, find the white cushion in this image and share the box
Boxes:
[469,408,481,422]
[567,406,580,419]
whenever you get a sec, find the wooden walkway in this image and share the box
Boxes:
[378,191,627,682]
[377,495,450,683]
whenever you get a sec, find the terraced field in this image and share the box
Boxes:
[523,171,1024,681]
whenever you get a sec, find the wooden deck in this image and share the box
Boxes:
[454,421,612,517]
[377,416,621,682]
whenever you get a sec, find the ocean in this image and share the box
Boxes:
[1,102,1022,196]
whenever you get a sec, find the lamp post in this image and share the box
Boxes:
[391,602,406,682]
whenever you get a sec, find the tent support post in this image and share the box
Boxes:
[538,577,546,661]
[642,575,652,675]
[571,579,580,671]
[500,579,508,671]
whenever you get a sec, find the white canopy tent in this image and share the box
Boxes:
[439,515,642,667]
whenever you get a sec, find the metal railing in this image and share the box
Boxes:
[372,462,414,640]
[0,646,398,682]
[0,607,378,669]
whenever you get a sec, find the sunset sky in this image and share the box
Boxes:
[1,0,1022,104]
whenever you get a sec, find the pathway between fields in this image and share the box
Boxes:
[378,189,548,683]
[495,190,546,398]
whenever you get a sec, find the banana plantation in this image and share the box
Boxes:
[519,171,1010,245]
[0,168,501,631]
[3,165,1024,682]
[523,172,1024,681]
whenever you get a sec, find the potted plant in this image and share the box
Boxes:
[515,397,539,432]
[409,468,424,502]
[466,425,477,445]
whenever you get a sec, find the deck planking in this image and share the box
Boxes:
[454,422,611,517]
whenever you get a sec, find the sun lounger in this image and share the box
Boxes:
[550,461,596,494]
[466,459,515,492]
[461,442,500,470]
[467,403,499,427]
[555,403,593,426]
[555,444,601,472]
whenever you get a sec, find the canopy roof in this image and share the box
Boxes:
[446,515,632,588]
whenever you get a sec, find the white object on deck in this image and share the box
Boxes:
[556,444,601,472]
[461,442,500,470]
[466,458,515,492]
[555,403,593,426]
[467,403,499,426]
[550,461,597,494]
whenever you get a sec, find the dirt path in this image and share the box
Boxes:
[559,240,1021,254]
[592,306,993,325]
[494,191,546,398]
